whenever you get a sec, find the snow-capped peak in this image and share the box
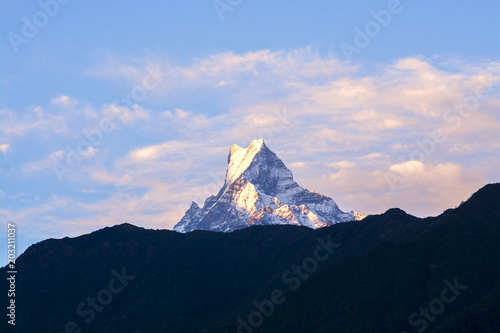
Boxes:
[173,139,364,233]
[226,139,266,185]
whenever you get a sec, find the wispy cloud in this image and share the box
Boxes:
[20,150,65,173]
[0,106,67,138]
[87,48,355,99]
[0,143,9,153]
[102,104,151,125]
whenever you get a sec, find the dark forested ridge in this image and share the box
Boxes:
[2,183,500,332]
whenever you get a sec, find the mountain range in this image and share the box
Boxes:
[174,139,363,233]
[2,183,500,332]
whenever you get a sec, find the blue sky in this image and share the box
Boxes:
[1,0,500,259]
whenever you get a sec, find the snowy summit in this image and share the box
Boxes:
[173,139,363,233]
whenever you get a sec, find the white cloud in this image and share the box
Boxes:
[77,189,98,194]
[102,104,151,125]
[80,146,99,158]
[329,161,356,169]
[360,152,384,160]
[51,95,77,107]
[289,162,307,169]
[85,54,145,82]
[87,48,355,99]
[21,150,65,173]
[389,160,426,177]
[0,107,68,138]
[131,145,160,161]
[126,140,222,165]
[0,144,9,153]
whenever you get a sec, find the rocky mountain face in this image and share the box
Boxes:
[174,139,363,233]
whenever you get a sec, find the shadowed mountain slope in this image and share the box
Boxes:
[2,184,499,332]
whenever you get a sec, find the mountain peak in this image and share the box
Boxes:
[229,138,265,155]
[111,223,143,231]
[174,140,362,233]
[226,139,268,185]
[228,139,266,157]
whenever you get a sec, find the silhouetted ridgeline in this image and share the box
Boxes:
[2,183,499,332]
